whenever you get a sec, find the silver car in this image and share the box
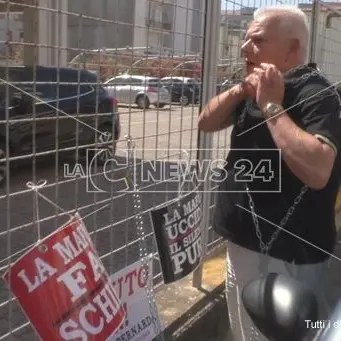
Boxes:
[104,75,171,109]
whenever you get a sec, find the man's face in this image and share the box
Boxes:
[241,16,290,75]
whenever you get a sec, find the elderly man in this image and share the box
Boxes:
[199,5,341,341]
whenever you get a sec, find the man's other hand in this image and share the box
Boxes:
[242,73,258,99]
[253,63,285,112]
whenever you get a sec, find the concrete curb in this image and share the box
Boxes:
[153,244,230,341]
[162,282,229,341]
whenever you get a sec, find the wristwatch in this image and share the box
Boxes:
[264,102,283,118]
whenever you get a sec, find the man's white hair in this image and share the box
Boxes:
[253,5,310,61]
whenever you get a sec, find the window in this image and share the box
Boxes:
[16,69,53,102]
[186,79,199,85]
[168,79,182,84]
[161,79,172,86]
[130,78,143,85]
[146,78,160,86]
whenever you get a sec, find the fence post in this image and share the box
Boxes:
[309,0,320,63]
[192,0,221,289]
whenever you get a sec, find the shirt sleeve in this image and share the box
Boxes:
[232,100,246,125]
[297,82,341,155]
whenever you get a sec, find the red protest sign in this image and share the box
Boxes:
[3,213,126,341]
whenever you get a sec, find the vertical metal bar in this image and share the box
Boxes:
[192,0,221,289]
[177,0,189,201]
[97,0,106,49]
[54,0,61,231]
[5,1,12,338]
[32,0,38,243]
[309,0,320,63]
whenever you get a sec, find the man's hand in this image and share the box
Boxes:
[198,83,247,132]
[251,63,285,112]
[241,73,258,99]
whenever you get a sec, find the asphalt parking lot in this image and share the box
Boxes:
[0,104,231,340]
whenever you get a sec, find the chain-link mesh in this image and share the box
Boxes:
[0,0,208,339]
[0,0,336,339]
[309,1,341,85]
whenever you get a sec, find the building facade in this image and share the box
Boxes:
[219,7,253,62]
[68,0,205,59]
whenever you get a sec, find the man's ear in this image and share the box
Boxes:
[285,38,300,62]
[290,38,300,54]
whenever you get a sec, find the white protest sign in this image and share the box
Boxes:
[110,256,163,341]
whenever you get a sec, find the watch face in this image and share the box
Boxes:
[267,103,281,115]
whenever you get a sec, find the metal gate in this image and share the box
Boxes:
[0,0,209,339]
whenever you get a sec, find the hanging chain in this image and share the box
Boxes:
[125,135,164,339]
[246,184,309,254]
[242,66,326,256]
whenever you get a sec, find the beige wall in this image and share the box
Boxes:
[305,8,341,83]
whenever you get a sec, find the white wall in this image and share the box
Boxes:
[305,8,341,83]
[133,0,148,48]
[22,0,67,66]
[132,0,199,55]
[317,12,341,83]
[173,0,193,54]
[0,12,23,60]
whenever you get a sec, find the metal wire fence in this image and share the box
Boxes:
[0,0,209,339]
[310,1,341,85]
[0,0,337,339]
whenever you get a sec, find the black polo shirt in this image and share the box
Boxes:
[213,64,341,264]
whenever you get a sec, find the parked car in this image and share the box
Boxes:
[160,77,201,106]
[0,65,120,186]
[103,75,171,109]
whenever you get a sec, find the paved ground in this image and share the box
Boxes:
[0,104,231,340]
